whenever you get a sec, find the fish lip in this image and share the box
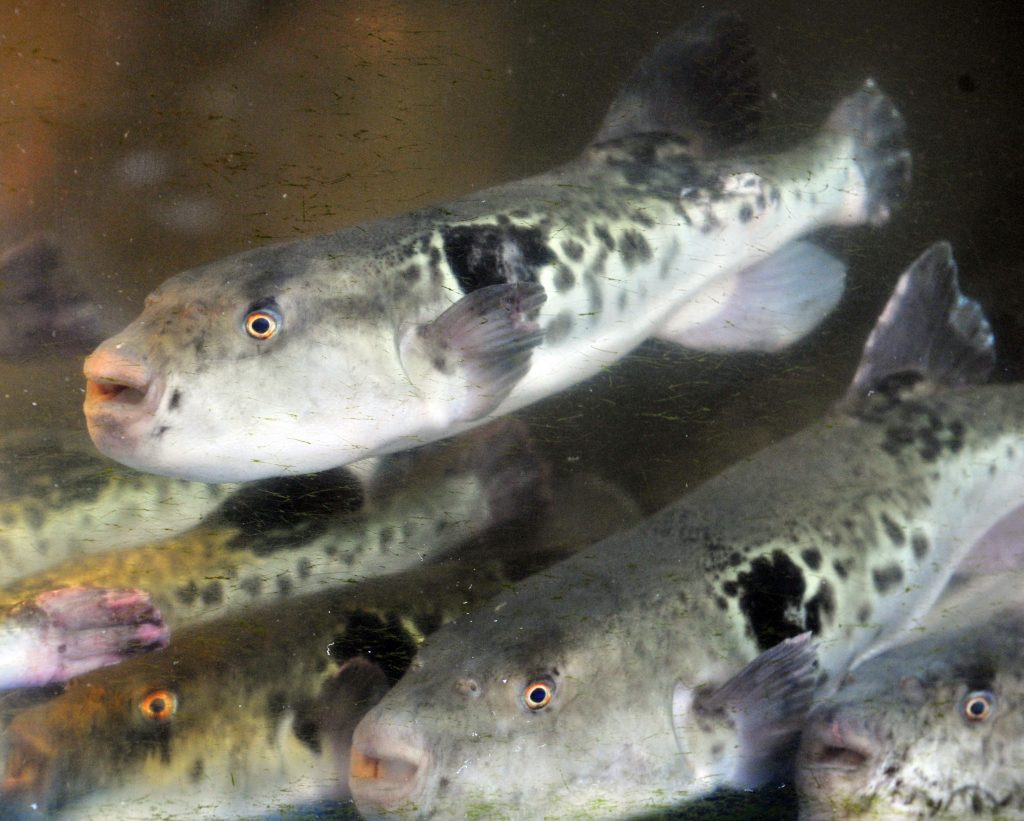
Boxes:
[83,347,164,454]
[0,729,57,810]
[800,710,880,775]
[349,721,432,814]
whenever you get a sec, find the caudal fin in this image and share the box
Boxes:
[824,80,912,227]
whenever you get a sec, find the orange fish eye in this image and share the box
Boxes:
[139,689,178,722]
[522,677,555,711]
[962,690,995,723]
[244,309,280,340]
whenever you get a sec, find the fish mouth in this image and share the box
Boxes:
[349,721,432,815]
[0,730,58,811]
[800,709,879,775]
[83,345,164,456]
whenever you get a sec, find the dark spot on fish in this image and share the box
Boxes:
[323,541,339,557]
[189,758,204,783]
[911,532,929,560]
[618,291,628,312]
[401,265,421,283]
[496,214,511,227]
[291,710,321,754]
[267,691,288,717]
[756,193,766,210]
[804,581,835,635]
[276,575,293,597]
[715,596,728,611]
[738,204,753,223]
[593,224,615,251]
[443,224,554,294]
[328,611,418,684]
[24,503,44,531]
[801,548,821,571]
[769,187,781,205]
[736,550,807,650]
[200,581,223,606]
[857,604,872,624]
[176,581,199,606]
[429,247,443,284]
[728,552,743,568]
[168,389,182,411]
[872,564,904,595]
[297,557,313,579]
[631,210,655,228]
[154,425,169,438]
[546,312,574,345]
[883,425,916,456]
[561,239,584,261]
[880,513,905,546]
[554,265,576,293]
[240,575,262,597]
[619,230,652,267]
[723,580,738,597]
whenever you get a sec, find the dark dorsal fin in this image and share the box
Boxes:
[593,13,761,153]
[844,242,995,404]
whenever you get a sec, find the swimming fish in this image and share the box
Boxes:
[0,474,639,819]
[82,13,911,482]
[0,420,547,690]
[347,241,1018,820]
[797,572,1024,820]
[0,427,237,585]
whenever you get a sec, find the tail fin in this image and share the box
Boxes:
[824,80,912,226]
[594,13,761,154]
[844,241,994,405]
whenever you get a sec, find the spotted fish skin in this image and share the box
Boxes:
[347,244,1022,820]
[82,14,911,482]
[0,473,638,819]
[797,576,1024,820]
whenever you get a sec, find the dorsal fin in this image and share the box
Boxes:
[844,242,995,404]
[593,13,761,153]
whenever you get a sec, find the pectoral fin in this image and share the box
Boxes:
[399,282,547,423]
[673,633,818,789]
[656,241,846,352]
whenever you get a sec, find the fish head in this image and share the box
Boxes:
[0,676,167,813]
[797,621,1024,820]
[83,243,423,482]
[349,602,691,819]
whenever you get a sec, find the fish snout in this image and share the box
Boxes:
[83,344,163,451]
[799,706,880,776]
[349,717,432,815]
[0,729,58,811]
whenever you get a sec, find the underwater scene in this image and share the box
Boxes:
[1,1,1024,818]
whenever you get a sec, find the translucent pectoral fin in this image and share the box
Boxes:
[656,241,846,352]
[398,282,547,422]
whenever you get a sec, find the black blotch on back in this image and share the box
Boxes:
[168,389,182,411]
[800,548,821,571]
[327,610,422,685]
[804,580,835,635]
[218,468,363,553]
[443,224,555,293]
[911,532,929,560]
[735,550,807,650]
[880,513,905,546]
[619,230,652,267]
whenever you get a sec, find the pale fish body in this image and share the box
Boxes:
[348,242,1021,819]
[0,428,235,586]
[82,14,911,482]
[0,421,545,690]
[0,475,639,819]
[797,571,1024,820]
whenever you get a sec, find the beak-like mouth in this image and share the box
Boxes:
[83,345,163,454]
[349,721,431,815]
[800,710,879,774]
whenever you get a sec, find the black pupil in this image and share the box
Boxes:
[529,687,546,703]
[250,316,271,335]
[150,698,166,714]
[969,699,986,716]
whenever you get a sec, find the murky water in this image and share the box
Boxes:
[0,1,1022,818]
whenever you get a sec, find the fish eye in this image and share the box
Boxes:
[961,690,995,723]
[139,689,178,723]
[243,308,281,340]
[522,677,555,711]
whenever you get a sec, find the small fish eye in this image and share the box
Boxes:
[243,309,280,340]
[522,677,555,711]
[139,689,178,723]
[961,690,995,723]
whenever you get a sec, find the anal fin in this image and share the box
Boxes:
[656,241,846,352]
